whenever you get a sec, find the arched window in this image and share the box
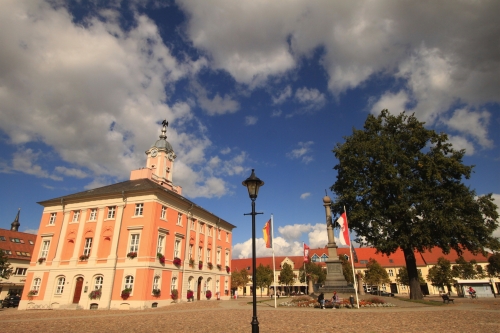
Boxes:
[56,277,65,294]
[188,277,193,290]
[32,278,41,292]
[94,276,103,290]
[171,277,177,291]
[125,276,134,290]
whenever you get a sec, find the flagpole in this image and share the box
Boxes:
[271,214,277,308]
[303,244,307,295]
[344,206,360,309]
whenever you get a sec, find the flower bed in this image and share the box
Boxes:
[187,290,194,301]
[278,295,396,309]
[171,289,178,300]
[206,290,212,300]
[121,288,132,298]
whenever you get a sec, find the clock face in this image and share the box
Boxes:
[151,149,158,157]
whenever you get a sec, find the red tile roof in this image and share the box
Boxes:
[0,228,37,261]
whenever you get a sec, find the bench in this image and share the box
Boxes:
[441,295,454,304]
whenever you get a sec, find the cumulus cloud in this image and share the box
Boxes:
[295,87,326,110]
[191,81,240,115]
[286,141,314,164]
[272,85,292,105]
[245,116,258,125]
[370,90,409,115]
[300,192,311,199]
[444,108,493,149]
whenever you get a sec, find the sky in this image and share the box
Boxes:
[1,0,499,259]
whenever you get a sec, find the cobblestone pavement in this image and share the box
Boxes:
[1,296,499,333]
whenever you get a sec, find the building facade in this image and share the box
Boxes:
[19,122,235,310]
[0,210,37,300]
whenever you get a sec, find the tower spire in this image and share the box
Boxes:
[11,208,20,231]
[160,119,168,139]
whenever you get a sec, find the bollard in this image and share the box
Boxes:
[349,295,354,306]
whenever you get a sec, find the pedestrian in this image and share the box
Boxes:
[318,292,325,309]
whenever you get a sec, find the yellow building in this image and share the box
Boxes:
[19,122,235,310]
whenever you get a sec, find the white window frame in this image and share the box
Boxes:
[171,277,177,291]
[157,234,165,254]
[94,276,103,290]
[208,227,211,236]
[199,223,204,234]
[15,267,27,275]
[124,275,134,291]
[40,240,50,258]
[217,250,221,265]
[226,233,229,242]
[216,280,220,293]
[174,239,181,258]
[134,203,144,216]
[218,229,221,240]
[55,277,65,294]
[388,269,394,277]
[188,245,193,259]
[225,280,228,293]
[191,220,195,229]
[198,247,203,262]
[89,209,97,221]
[72,211,80,223]
[207,248,211,263]
[32,278,41,292]
[129,234,140,253]
[153,276,160,292]
[83,238,92,256]
[225,251,229,266]
[160,206,167,220]
[107,206,116,219]
[49,213,56,225]
[177,213,182,226]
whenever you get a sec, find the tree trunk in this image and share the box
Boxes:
[403,247,424,300]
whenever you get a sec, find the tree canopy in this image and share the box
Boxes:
[231,268,250,290]
[279,263,295,294]
[426,257,454,291]
[255,263,274,296]
[0,250,12,279]
[396,266,426,287]
[299,261,327,284]
[451,256,480,279]
[363,258,390,294]
[487,253,500,278]
[331,110,500,299]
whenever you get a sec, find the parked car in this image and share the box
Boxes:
[1,295,21,308]
[368,290,394,297]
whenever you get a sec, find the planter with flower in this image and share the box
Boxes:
[171,288,178,301]
[173,257,181,266]
[121,288,132,299]
[206,290,212,300]
[79,254,89,261]
[189,258,195,267]
[217,264,222,270]
[157,253,165,264]
[207,262,213,269]
[152,289,161,297]
[187,289,194,302]
[38,257,46,264]
[127,252,137,259]
[226,265,231,273]
[27,290,38,300]
[198,261,203,269]
[89,289,102,300]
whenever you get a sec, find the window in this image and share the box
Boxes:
[388,269,394,277]
[198,247,203,262]
[320,254,328,262]
[360,260,368,265]
[216,280,220,293]
[16,251,30,256]
[72,210,80,222]
[177,213,182,226]
[40,240,50,258]
[83,238,93,256]
[207,248,211,263]
[29,240,34,245]
[199,223,204,233]
[94,276,103,290]
[161,206,167,219]
[157,235,165,254]
[225,251,229,266]
[171,277,177,291]
[0,236,5,241]
[188,245,193,259]
[191,220,195,229]
[174,239,181,258]
[311,254,319,262]
[129,234,140,253]
[32,278,41,292]
[15,268,27,275]
[56,277,65,294]
[107,206,116,219]
[153,276,160,292]
[208,227,212,236]
[10,238,21,243]
[218,229,221,240]
[49,213,56,225]
[124,275,134,290]
[1,249,12,255]
[89,209,97,221]
[225,281,228,293]
[134,203,144,216]
[217,250,221,264]
[226,233,229,242]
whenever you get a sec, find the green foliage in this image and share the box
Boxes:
[255,264,273,296]
[487,253,500,277]
[299,261,326,284]
[340,255,354,284]
[279,263,295,294]
[364,258,390,290]
[0,250,12,279]
[451,256,479,279]
[426,257,454,290]
[397,266,426,286]
[231,268,250,289]
[330,110,500,299]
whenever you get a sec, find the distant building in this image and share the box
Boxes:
[0,210,37,299]
[231,246,497,297]
[19,122,235,310]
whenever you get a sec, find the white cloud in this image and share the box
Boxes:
[370,90,409,115]
[220,147,231,155]
[271,110,282,117]
[11,149,62,181]
[191,81,240,116]
[21,228,38,234]
[295,87,326,110]
[278,223,313,240]
[272,85,292,105]
[300,192,311,199]
[446,135,475,156]
[245,116,258,125]
[54,166,88,179]
[286,141,314,164]
[444,108,493,149]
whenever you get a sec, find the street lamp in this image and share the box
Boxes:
[242,169,264,333]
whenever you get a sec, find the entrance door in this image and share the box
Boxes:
[73,277,84,304]
[197,277,202,300]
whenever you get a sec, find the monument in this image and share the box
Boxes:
[318,195,355,294]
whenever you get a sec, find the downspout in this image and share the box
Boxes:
[181,203,194,301]
[108,191,127,309]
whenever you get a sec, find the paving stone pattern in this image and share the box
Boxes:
[1,296,499,332]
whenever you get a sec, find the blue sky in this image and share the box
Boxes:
[1,0,499,259]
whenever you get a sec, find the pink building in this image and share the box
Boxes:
[19,122,235,310]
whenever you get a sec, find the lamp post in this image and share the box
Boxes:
[242,169,264,333]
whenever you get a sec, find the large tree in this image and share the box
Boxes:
[363,258,391,295]
[487,252,500,278]
[396,266,426,287]
[279,263,295,295]
[255,263,273,296]
[451,256,479,279]
[299,260,327,293]
[231,268,250,292]
[426,257,454,292]
[331,110,500,299]
[0,250,12,279]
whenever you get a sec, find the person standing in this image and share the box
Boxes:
[318,292,325,309]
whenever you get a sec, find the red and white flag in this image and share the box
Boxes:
[337,212,350,246]
[303,243,310,262]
